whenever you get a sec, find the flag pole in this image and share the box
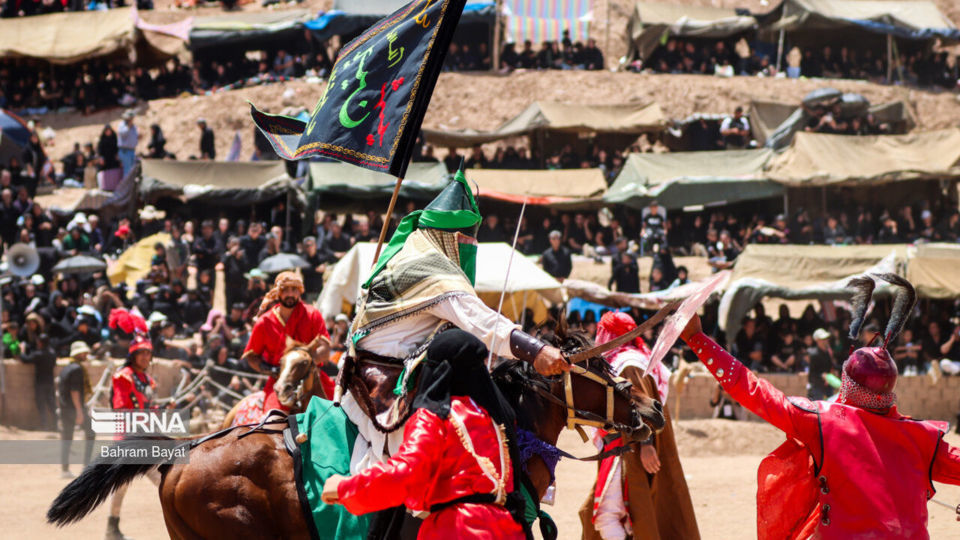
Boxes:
[372,176,404,266]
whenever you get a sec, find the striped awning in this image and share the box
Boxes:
[505,0,592,44]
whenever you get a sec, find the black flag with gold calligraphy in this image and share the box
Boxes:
[249,0,466,178]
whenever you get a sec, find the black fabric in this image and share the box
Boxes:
[410,329,532,539]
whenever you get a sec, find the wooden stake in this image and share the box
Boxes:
[373,176,404,266]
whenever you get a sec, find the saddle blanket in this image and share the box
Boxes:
[289,396,370,540]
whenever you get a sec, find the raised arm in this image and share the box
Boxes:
[681,316,821,452]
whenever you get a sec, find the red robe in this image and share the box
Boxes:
[687,332,960,539]
[244,302,333,410]
[337,396,524,540]
[111,366,156,410]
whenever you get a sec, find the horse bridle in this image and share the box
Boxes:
[524,361,640,441]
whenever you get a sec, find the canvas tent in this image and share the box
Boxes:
[307,1,495,42]
[139,159,299,206]
[189,9,311,50]
[604,149,780,210]
[309,161,450,201]
[0,7,184,64]
[906,243,960,299]
[467,168,607,206]
[628,1,758,60]
[423,101,666,148]
[766,129,960,186]
[319,242,562,322]
[34,187,113,215]
[752,99,917,150]
[108,232,172,293]
[762,0,960,41]
[719,243,908,341]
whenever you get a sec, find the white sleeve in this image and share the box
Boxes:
[720,117,732,131]
[426,294,520,359]
[742,117,751,132]
[594,458,628,540]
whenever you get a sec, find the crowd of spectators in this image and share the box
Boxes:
[633,38,960,91]
[0,0,154,18]
[0,49,333,116]
[727,299,960,385]
[498,36,605,72]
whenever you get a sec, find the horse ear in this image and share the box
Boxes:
[284,335,299,352]
[306,335,322,354]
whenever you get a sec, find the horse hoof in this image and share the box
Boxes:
[296,432,308,444]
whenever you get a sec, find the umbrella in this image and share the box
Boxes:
[0,109,30,165]
[258,253,310,273]
[52,254,107,274]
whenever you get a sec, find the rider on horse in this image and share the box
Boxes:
[679,274,960,539]
[323,331,528,539]
[340,169,569,471]
[243,271,334,411]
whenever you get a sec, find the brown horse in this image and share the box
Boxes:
[47,339,663,539]
[220,336,327,429]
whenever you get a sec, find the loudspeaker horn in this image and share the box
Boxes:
[6,243,39,278]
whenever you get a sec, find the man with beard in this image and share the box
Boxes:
[242,271,333,412]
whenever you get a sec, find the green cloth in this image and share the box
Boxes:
[3,332,20,357]
[364,168,480,288]
[294,397,370,540]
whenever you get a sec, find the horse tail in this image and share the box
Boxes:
[47,458,169,526]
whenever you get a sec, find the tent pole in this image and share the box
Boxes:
[373,176,404,267]
[821,186,827,217]
[783,190,789,218]
[492,0,502,71]
[886,34,893,82]
[775,29,785,72]
[285,188,292,251]
[605,0,612,68]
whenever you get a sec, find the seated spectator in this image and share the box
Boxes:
[893,328,924,374]
[822,215,848,245]
[321,221,353,261]
[734,318,765,371]
[540,230,572,280]
[769,329,800,373]
[648,265,668,292]
[609,251,639,293]
[719,106,750,149]
[476,214,506,243]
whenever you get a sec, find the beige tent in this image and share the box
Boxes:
[748,99,917,147]
[720,243,908,340]
[766,129,960,186]
[467,168,607,205]
[606,149,779,210]
[765,0,958,38]
[0,7,185,64]
[107,232,171,294]
[730,244,909,289]
[139,159,298,206]
[422,101,665,147]
[906,243,960,299]
[628,2,758,60]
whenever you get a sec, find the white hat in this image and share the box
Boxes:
[335,314,349,324]
[921,209,932,220]
[30,274,45,286]
[813,328,831,341]
[147,311,168,325]
[70,341,91,357]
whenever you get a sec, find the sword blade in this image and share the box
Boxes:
[566,301,681,365]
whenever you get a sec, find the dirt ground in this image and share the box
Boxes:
[3,419,959,539]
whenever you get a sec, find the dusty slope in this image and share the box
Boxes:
[43,71,960,162]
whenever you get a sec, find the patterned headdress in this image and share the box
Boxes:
[256,271,305,317]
